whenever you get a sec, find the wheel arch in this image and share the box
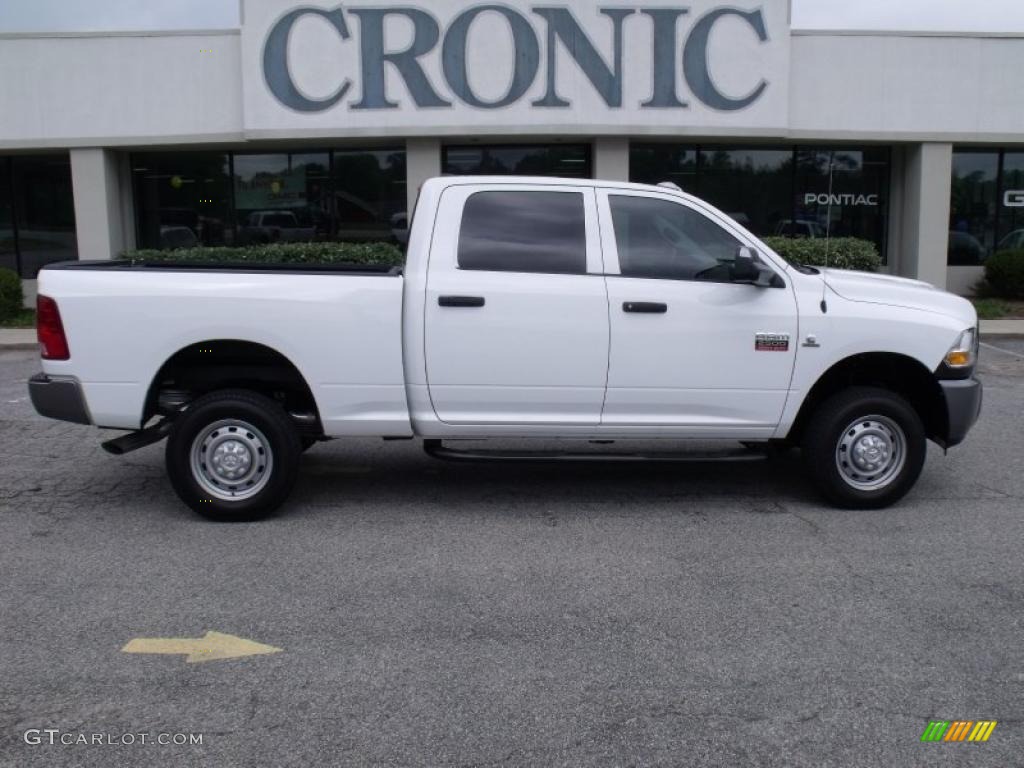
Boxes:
[143,339,322,434]
[785,352,948,446]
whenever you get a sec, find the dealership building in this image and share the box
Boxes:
[1,0,1023,301]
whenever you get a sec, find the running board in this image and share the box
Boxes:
[422,439,768,464]
[102,419,173,456]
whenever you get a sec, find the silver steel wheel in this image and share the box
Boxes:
[189,419,273,502]
[835,415,907,492]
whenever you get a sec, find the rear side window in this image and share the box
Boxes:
[457,191,587,274]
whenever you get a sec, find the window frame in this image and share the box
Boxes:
[595,188,787,286]
[433,182,605,277]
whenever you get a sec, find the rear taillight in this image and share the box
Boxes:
[37,295,70,360]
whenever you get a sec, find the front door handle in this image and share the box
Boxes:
[439,296,485,308]
[623,302,667,314]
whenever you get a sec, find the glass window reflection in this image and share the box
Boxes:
[698,148,792,237]
[795,148,889,251]
[444,144,592,179]
[998,153,1024,252]
[133,152,232,250]
[949,151,998,265]
[458,191,587,274]
[11,155,77,278]
[0,159,14,273]
[332,149,407,243]
[630,143,891,262]
[234,153,329,245]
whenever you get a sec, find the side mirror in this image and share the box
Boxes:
[730,246,777,288]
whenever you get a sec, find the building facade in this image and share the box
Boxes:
[1,0,1023,303]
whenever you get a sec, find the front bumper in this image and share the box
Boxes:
[940,377,982,448]
[28,373,91,425]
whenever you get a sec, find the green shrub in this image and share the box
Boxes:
[972,298,1011,320]
[982,250,1024,300]
[0,267,24,321]
[761,237,882,273]
[123,241,404,267]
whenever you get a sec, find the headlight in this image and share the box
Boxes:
[944,328,977,369]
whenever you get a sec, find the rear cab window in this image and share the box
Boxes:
[457,190,587,275]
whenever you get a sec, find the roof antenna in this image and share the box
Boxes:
[820,150,835,314]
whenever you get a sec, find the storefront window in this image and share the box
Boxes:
[629,145,697,191]
[630,143,891,260]
[133,153,232,250]
[795,148,889,250]
[443,144,592,179]
[698,148,793,238]
[998,152,1024,252]
[0,159,14,273]
[0,155,78,278]
[949,151,999,265]
[233,153,330,245]
[332,148,407,243]
[134,148,407,250]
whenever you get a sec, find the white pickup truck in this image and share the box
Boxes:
[29,176,982,520]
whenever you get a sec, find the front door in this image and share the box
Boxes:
[598,190,799,435]
[424,184,609,425]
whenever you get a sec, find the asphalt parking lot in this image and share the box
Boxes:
[1,342,1023,767]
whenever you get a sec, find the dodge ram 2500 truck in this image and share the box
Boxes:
[28,176,982,520]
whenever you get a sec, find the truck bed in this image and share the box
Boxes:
[36,260,412,436]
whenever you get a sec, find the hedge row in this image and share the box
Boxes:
[761,237,882,273]
[982,250,1024,299]
[124,241,404,267]
[0,267,24,321]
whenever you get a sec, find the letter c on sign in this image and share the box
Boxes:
[264,8,352,112]
[1004,190,1024,208]
[684,8,769,111]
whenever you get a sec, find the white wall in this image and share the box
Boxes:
[789,33,1024,141]
[0,32,243,148]
[1,23,1023,146]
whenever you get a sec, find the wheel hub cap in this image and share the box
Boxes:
[835,416,907,492]
[190,420,273,502]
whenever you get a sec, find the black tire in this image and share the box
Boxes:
[300,437,318,453]
[801,386,926,509]
[165,389,302,521]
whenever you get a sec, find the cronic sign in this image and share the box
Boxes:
[260,4,776,113]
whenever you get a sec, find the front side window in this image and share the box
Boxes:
[457,191,586,274]
[609,195,740,282]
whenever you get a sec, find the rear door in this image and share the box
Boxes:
[424,184,609,425]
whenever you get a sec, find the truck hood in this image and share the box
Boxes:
[819,268,976,326]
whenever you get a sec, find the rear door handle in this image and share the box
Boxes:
[623,302,667,314]
[439,296,485,308]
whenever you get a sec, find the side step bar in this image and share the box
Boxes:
[423,439,768,464]
[101,420,173,456]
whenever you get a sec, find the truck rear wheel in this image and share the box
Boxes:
[801,386,926,509]
[165,389,301,521]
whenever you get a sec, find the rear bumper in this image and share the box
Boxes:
[28,373,91,425]
[940,377,982,448]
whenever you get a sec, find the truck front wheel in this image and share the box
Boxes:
[165,389,302,521]
[802,387,926,509]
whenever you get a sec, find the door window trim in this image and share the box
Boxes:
[594,188,788,285]
[434,183,607,276]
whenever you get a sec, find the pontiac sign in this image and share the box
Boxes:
[242,0,790,136]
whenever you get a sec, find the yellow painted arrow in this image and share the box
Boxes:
[121,631,282,664]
